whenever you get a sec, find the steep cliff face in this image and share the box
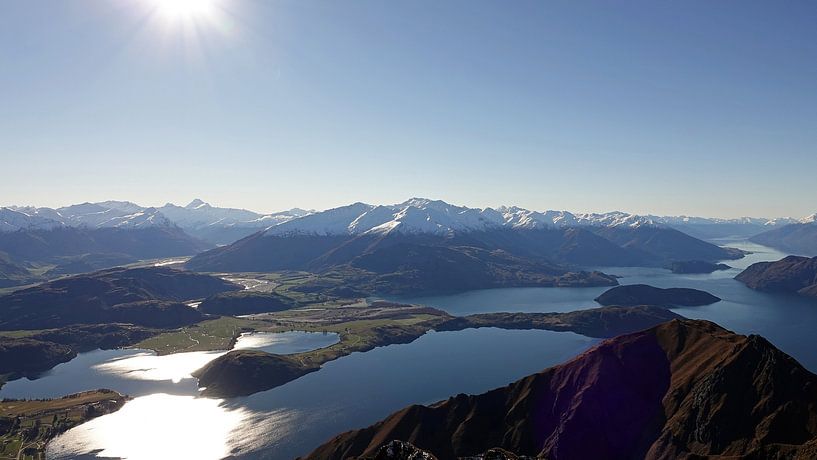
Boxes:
[305,320,817,460]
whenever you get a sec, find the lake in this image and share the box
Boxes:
[396,241,817,371]
[1,241,812,459]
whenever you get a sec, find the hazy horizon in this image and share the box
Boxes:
[2,1,816,218]
[1,195,811,221]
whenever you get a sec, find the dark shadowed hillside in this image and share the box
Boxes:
[0,252,39,288]
[750,222,817,256]
[186,223,741,296]
[188,226,740,274]
[589,225,744,263]
[0,337,77,381]
[736,255,817,299]
[0,267,240,330]
[0,226,210,265]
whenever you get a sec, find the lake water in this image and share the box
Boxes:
[395,241,817,371]
[1,241,812,459]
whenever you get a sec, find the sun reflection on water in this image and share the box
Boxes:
[92,350,225,383]
[47,393,296,460]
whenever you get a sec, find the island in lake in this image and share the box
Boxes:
[594,284,721,307]
[668,260,731,274]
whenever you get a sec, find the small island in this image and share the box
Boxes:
[194,350,318,397]
[669,260,731,274]
[595,284,721,307]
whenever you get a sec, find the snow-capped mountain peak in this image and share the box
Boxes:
[0,207,64,232]
[264,202,375,236]
[97,208,174,229]
[266,199,548,237]
[185,199,209,210]
[802,213,817,224]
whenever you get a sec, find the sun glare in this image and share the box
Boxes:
[151,0,218,21]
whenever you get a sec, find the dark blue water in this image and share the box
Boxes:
[229,328,595,459]
[395,241,817,371]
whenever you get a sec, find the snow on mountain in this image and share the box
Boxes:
[55,202,153,227]
[97,208,173,229]
[801,213,817,224]
[264,199,513,237]
[1,202,172,230]
[261,198,805,237]
[0,207,64,232]
[95,200,144,214]
[3,197,806,240]
[158,199,261,229]
[764,217,800,227]
[157,199,309,231]
[1,199,312,246]
[185,198,209,210]
[265,202,376,236]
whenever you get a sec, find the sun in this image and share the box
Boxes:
[150,0,219,21]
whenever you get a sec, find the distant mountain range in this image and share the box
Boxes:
[3,198,812,244]
[0,199,310,287]
[306,319,817,459]
[1,199,311,245]
[183,201,746,298]
[2,197,811,290]
[258,198,808,240]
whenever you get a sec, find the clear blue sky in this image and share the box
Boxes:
[1,0,815,217]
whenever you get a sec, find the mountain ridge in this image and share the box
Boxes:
[3,198,808,243]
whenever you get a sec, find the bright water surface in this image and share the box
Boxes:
[0,241,812,459]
